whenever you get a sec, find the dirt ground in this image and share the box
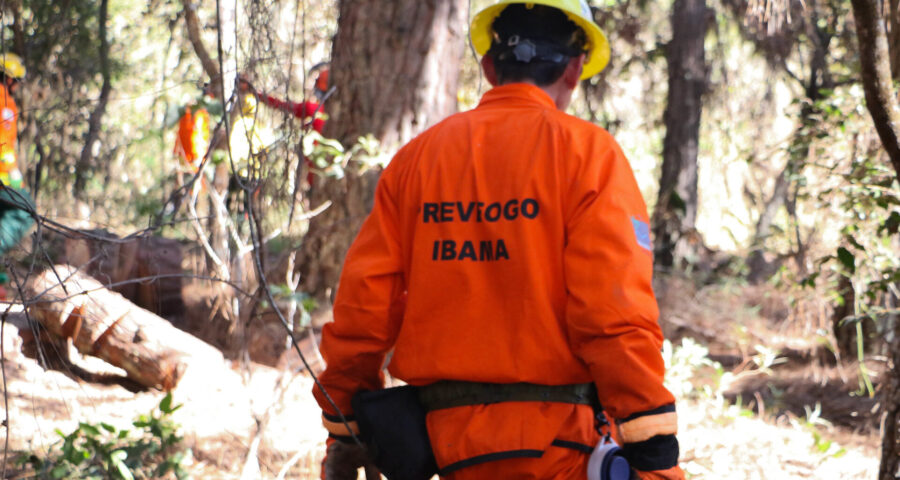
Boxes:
[0,274,885,479]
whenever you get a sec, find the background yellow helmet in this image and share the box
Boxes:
[470,0,610,79]
[0,53,26,80]
[241,93,258,115]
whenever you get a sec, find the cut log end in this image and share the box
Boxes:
[25,264,188,391]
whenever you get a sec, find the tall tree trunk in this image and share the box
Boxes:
[850,2,900,478]
[73,0,111,201]
[324,0,465,151]
[297,0,466,303]
[852,0,900,180]
[652,0,709,269]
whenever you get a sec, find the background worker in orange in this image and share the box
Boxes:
[237,63,330,134]
[171,83,220,190]
[238,65,330,187]
[313,1,683,479]
[0,53,25,190]
[0,52,35,300]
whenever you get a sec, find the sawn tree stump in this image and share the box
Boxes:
[25,264,186,391]
[62,229,185,318]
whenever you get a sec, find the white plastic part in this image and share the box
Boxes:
[587,436,631,480]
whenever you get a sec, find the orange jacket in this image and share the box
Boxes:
[0,84,21,188]
[314,84,678,475]
[173,105,210,171]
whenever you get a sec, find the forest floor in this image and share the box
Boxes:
[0,274,885,479]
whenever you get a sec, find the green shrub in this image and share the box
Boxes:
[18,393,191,480]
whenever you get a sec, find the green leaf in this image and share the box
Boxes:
[301,297,318,313]
[315,136,345,153]
[169,451,186,464]
[79,422,101,437]
[51,464,69,479]
[299,309,312,328]
[880,211,900,236]
[268,284,291,297]
[845,234,864,251]
[100,422,117,433]
[669,191,686,214]
[111,450,135,480]
[837,247,855,274]
[160,393,174,414]
[133,414,150,427]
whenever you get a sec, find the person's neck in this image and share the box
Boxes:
[500,79,572,111]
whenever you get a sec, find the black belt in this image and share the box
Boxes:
[418,381,599,411]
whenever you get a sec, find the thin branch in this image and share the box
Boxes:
[245,176,363,448]
[1,304,11,480]
[182,0,221,83]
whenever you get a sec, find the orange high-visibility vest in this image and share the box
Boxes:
[0,84,22,188]
[314,84,678,476]
[173,105,210,172]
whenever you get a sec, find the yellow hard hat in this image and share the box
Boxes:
[0,53,25,80]
[470,0,610,79]
[241,93,258,115]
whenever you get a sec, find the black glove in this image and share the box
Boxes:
[621,434,680,472]
[322,437,380,480]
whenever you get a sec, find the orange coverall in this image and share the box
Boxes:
[173,105,210,173]
[0,84,22,188]
[314,83,681,479]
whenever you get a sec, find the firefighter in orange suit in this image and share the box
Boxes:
[172,84,218,190]
[313,1,683,479]
[0,52,35,301]
[174,101,210,174]
[0,53,24,190]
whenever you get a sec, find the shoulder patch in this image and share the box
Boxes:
[631,217,652,252]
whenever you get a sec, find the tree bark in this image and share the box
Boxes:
[851,0,900,180]
[9,0,25,56]
[881,300,900,479]
[298,0,466,303]
[850,5,900,477]
[888,0,900,80]
[25,265,187,391]
[324,0,466,151]
[182,0,221,85]
[73,0,111,200]
[746,161,791,282]
[652,0,709,269]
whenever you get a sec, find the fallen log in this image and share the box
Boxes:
[25,264,186,391]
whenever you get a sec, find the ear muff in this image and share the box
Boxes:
[587,438,631,480]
